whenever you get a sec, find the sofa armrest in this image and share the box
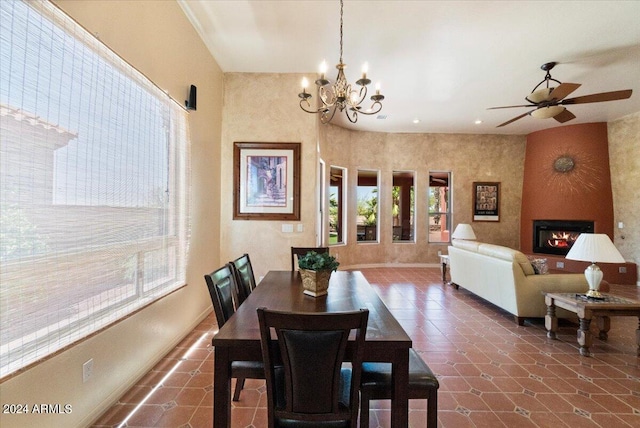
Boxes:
[525,273,589,292]
[513,273,590,318]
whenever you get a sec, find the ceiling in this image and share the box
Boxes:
[178,0,640,135]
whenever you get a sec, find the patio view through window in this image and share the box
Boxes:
[329,166,346,245]
[0,0,190,378]
[357,170,379,242]
[428,172,451,243]
[392,171,415,242]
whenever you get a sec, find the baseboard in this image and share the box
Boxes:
[340,262,439,270]
[81,306,212,428]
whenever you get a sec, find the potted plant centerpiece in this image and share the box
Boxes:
[297,251,340,297]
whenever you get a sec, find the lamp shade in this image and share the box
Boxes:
[451,223,476,240]
[565,234,625,263]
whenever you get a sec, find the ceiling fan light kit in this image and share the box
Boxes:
[490,61,633,127]
[530,105,565,119]
[298,0,384,124]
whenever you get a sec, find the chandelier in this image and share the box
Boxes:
[298,0,384,124]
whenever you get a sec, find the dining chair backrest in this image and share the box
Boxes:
[204,264,239,327]
[290,246,329,271]
[230,253,257,306]
[257,308,369,428]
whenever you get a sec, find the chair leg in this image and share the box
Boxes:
[232,377,245,401]
[359,391,371,428]
[427,390,438,428]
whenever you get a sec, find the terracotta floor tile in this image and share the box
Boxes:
[90,267,640,428]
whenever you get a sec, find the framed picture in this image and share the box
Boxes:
[233,142,301,220]
[473,182,500,222]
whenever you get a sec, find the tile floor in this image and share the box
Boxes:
[92,267,640,428]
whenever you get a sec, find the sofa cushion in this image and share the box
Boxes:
[477,244,535,276]
[452,239,481,252]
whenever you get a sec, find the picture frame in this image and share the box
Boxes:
[233,142,301,221]
[473,182,500,222]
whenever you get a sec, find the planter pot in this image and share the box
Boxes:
[299,268,332,297]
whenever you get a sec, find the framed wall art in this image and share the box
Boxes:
[233,142,301,220]
[473,182,500,222]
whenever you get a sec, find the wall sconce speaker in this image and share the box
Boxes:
[185,85,197,110]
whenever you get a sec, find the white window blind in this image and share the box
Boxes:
[0,0,191,378]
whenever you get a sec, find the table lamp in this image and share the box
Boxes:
[565,233,625,298]
[451,223,476,240]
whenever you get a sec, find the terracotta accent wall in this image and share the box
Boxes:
[520,123,614,254]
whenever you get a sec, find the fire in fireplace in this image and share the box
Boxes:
[533,220,594,255]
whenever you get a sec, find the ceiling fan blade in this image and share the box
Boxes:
[548,83,581,101]
[562,89,632,105]
[496,111,532,127]
[553,109,576,123]
[487,104,534,110]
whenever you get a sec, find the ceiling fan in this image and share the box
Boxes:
[489,62,632,127]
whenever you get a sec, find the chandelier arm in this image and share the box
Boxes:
[300,99,331,115]
[345,108,359,123]
[354,101,383,116]
[346,85,367,108]
[321,105,338,124]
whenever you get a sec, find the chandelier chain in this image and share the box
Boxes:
[339,0,343,63]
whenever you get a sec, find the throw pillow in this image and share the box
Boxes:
[527,257,548,275]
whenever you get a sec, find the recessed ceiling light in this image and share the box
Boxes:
[413,119,420,124]
[474,119,483,125]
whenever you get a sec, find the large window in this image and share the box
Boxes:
[428,172,450,243]
[357,170,379,242]
[392,171,415,242]
[329,166,346,245]
[0,0,190,378]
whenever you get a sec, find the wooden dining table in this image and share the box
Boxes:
[212,270,412,428]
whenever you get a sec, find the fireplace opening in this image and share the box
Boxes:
[533,220,594,256]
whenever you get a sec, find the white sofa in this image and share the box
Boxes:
[448,239,591,325]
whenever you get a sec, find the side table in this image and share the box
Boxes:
[545,292,640,357]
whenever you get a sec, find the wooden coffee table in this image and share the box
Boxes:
[545,292,640,357]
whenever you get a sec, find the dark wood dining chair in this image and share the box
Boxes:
[359,348,439,428]
[257,308,369,428]
[204,264,264,401]
[229,253,257,306]
[290,246,329,271]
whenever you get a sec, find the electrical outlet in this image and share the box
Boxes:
[619,267,627,274]
[83,358,93,383]
[556,261,565,269]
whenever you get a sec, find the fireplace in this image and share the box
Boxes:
[533,220,594,255]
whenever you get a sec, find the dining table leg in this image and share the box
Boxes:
[390,347,410,428]
[213,347,231,428]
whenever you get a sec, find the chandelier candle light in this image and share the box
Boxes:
[298,0,384,124]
